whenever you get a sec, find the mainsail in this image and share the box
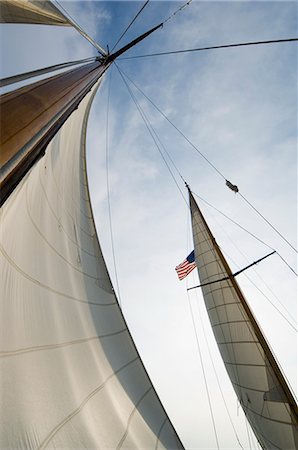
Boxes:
[189,188,298,449]
[0,76,184,449]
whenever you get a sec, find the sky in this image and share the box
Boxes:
[1,1,297,449]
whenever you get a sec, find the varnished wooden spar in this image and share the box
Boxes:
[0,60,110,205]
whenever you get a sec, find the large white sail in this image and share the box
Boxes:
[0,81,183,449]
[0,0,70,26]
[189,190,298,449]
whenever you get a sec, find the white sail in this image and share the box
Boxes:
[0,81,183,449]
[189,191,298,450]
[0,0,70,26]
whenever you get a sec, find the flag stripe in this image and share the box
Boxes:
[175,250,197,280]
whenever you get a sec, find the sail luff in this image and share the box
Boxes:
[188,188,298,449]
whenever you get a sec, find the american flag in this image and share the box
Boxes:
[175,250,196,280]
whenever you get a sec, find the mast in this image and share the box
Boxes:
[188,187,298,449]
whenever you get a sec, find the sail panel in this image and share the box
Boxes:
[0,82,183,449]
[0,0,70,25]
[189,192,298,450]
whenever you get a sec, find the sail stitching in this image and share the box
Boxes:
[48,154,95,237]
[38,357,139,449]
[193,212,244,387]
[191,197,298,445]
[0,244,116,307]
[0,329,127,358]
[25,180,103,282]
[192,209,253,406]
[116,387,153,449]
[155,418,167,450]
[37,165,97,257]
[55,133,94,223]
[239,400,294,427]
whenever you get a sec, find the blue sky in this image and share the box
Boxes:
[1,2,297,449]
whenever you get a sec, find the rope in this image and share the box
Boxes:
[115,64,188,206]
[187,292,220,450]
[111,0,150,52]
[163,0,193,25]
[218,246,297,332]
[120,37,298,59]
[239,193,297,254]
[117,70,297,258]
[54,0,107,56]
[192,191,297,276]
[200,204,297,327]
[116,68,227,179]
[192,291,245,449]
[105,68,122,308]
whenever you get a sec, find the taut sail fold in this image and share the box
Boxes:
[0,81,184,449]
[189,189,298,450]
[0,0,70,26]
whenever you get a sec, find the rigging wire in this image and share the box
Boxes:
[117,67,297,278]
[111,0,150,52]
[186,291,220,450]
[191,290,245,450]
[239,192,297,254]
[200,203,297,331]
[120,37,298,59]
[116,64,297,331]
[105,67,122,308]
[235,264,297,332]
[54,0,107,55]
[185,217,245,449]
[191,191,297,277]
[116,69,298,256]
[116,67,228,180]
[115,64,188,206]
[163,0,193,25]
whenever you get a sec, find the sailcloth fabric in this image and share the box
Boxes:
[189,192,298,450]
[0,0,70,25]
[0,82,183,449]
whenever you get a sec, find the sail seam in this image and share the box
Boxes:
[0,328,127,358]
[207,301,244,312]
[232,380,292,401]
[192,209,247,401]
[241,402,294,427]
[51,144,94,223]
[225,361,268,367]
[212,320,249,327]
[0,329,127,358]
[38,164,96,242]
[25,181,104,281]
[0,244,116,307]
[218,340,259,345]
[38,357,139,449]
[155,418,167,450]
[116,387,153,449]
